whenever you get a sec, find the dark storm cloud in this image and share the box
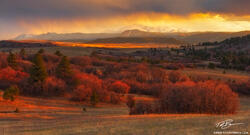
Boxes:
[0,0,249,19]
[201,0,250,15]
[0,0,117,19]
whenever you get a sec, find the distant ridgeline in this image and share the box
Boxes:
[0,40,57,48]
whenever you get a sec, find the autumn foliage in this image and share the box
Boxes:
[129,80,239,115]
[0,53,8,68]
[161,81,238,114]
[0,50,243,113]
[72,85,92,101]
[43,76,66,96]
[108,81,130,94]
[71,72,110,103]
[0,67,29,89]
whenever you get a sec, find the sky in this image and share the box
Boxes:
[0,0,250,40]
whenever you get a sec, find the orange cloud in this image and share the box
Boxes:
[17,12,250,36]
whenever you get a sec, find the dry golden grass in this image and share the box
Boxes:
[0,92,78,112]
[0,92,249,135]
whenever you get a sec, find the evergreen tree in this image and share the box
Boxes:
[208,63,216,69]
[38,49,45,54]
[221,56,230,65]
[56,56,72,79]
[55,50,63,57]
[3,85,19,101]
[19,48,26,58]
[7,51,17,69]
[90,91,98,106]
[29,53,48,82]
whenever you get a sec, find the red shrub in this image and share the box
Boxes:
[151,67,168,83]
[109,71,133,80]
[104,78,116,87]
[160,81,239,114]
[150,83,168,97]
[130,80,239,115]
[133,64,149,72]
[135,71,152,83]
[123,79,153,95]
[130,101,159,115]
[43,76,66,96]
[74,72,103,92]
[17,60,33,72]
[0,67,29,89]
[110,92,121,104]
[126,95,135,108]
[42,54,60,63]
[92,58,106,66]
[108,81,130,94]
[73,72,110,102]
[20,76,66,96]
[46,61,58,75]
[100,90,111,103]
[103,63,123,76]
[168,70,182,83]
[71,85,92,101]
[0,53,8,69]
[86,68,103,78]
[70,56,92,67]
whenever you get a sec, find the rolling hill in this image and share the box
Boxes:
[215,34,250,52]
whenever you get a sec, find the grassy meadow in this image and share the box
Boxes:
[0,92,249,135]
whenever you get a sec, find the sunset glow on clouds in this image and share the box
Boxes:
[0,0,250,39]
[18,13,250,34]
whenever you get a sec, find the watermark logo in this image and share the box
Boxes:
[216,119,244,129]
[213,119,248,135]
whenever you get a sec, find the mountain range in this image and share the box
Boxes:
[14,29,250,44]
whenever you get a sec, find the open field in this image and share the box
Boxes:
[182,68,250,82]
[0,92,249,135]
